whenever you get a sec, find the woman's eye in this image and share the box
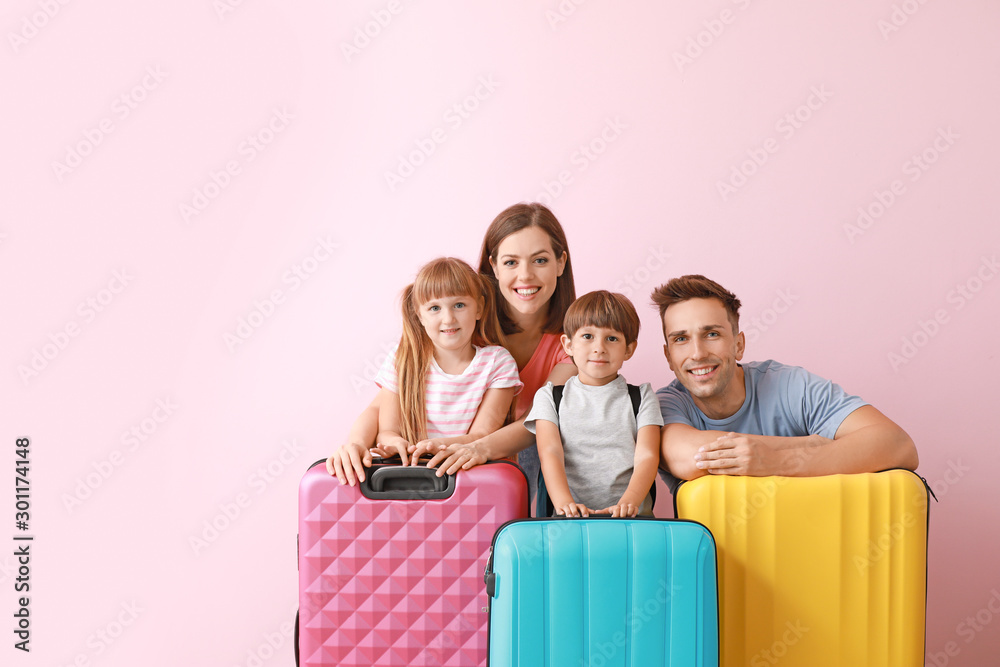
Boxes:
[503,260,516,267]
[534,257,548,264]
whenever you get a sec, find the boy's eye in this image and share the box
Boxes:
[581,333,592,340]
[607,336,619,342]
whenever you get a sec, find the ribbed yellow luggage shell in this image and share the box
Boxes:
[674,470,928,667]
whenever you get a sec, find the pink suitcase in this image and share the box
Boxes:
[296,458,529,666]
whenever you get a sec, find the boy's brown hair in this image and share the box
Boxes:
[649,274,742,339]
[563,290,640,345]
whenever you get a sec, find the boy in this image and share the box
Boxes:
[524,291,663,517]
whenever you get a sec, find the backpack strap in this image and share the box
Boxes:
[626,383,641,418]
[552,384,564,413]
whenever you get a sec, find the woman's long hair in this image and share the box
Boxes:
[395,257,509,444]
[477,202,576,335]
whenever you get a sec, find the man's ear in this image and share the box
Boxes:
[735,330,745,361]
[624,341,637,361]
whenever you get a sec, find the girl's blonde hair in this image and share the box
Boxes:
[395,257,509,444]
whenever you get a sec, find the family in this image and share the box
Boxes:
[327,202,919,516]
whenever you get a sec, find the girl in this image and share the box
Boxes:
[413,204,578,503]
[328,257,522,482]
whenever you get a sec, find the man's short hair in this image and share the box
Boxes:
[563,290,640,345]
[650,275,742,339]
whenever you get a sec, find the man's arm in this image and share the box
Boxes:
[660,422,725,482]
[669,405,918,478]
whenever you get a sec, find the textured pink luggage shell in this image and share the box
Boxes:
[298,460,528,666]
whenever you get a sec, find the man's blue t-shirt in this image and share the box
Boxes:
[656,360,868,492]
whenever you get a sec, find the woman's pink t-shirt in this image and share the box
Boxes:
[514,332,573,420]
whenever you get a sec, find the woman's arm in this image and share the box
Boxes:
[418,361,578,475]
[410,387,516,462]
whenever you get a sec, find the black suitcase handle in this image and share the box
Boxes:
[362,464,456,500]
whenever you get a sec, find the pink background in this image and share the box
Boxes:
[4,1,998,665]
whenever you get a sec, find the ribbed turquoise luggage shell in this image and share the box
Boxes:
[487,518,719,666]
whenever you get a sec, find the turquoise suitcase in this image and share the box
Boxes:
[485,517,719,666]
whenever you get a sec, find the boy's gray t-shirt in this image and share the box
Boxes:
[524,375,664,514]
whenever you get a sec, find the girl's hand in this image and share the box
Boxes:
[601,502,640,518]
[556,503,592,518]
[410,438,447,465]
[326,443,373,486]
[375,437,411,464]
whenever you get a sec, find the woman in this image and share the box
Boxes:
[415,203,576,501]
[329,202,577,503]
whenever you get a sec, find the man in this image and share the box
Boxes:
[652,275,918,492]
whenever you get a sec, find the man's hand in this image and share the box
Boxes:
[694,432,797,477]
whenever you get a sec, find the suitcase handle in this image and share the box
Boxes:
[363,466,456,499]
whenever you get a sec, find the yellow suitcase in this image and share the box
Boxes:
[674,470,929,667]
